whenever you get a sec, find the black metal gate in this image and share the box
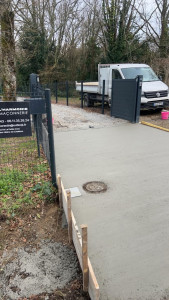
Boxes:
[111,76,143,123]
[25,74,56,186]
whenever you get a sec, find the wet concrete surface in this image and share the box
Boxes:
[54,123,169,300]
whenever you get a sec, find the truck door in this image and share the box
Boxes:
[108,69,122,99]
[112,69,122,79]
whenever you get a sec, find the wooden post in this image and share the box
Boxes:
[67,190,72,243]
[81,224,89,292]
[57,174,62,208]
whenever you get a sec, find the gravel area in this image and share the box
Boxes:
[52,104,169,132]
[0,241,79,299]
[52,104,128,131]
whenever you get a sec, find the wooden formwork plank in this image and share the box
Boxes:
[61,181,68,201]
[81,224,89,292]
[72,212,83,269]
[88,258,100,300]
[61,182,68,221]
[57,174,62,208]
[67,190,72,243]
[60,179,100,300]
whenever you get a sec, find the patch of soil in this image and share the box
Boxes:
[0,202,90,300]
[0,202,66,257]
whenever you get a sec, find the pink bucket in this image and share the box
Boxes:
[161,111,169,120]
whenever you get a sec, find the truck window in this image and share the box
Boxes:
[112,69,122,79]
[121,67,159,82]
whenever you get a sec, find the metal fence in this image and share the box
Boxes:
[1,76,142,125]
[0,133,39,173]
[0,75,57,219]
[42,81,80,107]
[27,75,56,186]
[0,75,56,187]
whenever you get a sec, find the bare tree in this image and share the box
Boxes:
[100,0,146,62]
[0,0,16,101]
[156,0,169,58]
[136,0,169,81]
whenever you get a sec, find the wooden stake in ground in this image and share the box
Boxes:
[67,190,72,243]
[81,224,89,292]
[57,174,62,209]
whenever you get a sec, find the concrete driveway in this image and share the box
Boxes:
[54,123,169,300]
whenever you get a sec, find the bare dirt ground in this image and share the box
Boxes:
[0,140,89,299]
[0,199,89,300]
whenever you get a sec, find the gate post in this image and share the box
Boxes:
[55,80,58,103]
[135,75,143,123]
[66,80,69,106]
[110,79,113,117]
[45,89,57,187]
[102,80,105,114]
[30,73,43,98]
[81,81,83,108]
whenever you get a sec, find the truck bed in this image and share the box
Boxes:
[76,82,98,93]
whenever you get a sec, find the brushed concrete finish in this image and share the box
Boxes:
[54,124,169,300]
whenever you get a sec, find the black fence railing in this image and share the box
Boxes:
[0,75,57,188]
[1,76,141,123]
[27,74,56,186]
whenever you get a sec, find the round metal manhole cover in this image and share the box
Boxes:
[83,181,107,193]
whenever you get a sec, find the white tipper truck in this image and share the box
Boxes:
[76,63,169,109]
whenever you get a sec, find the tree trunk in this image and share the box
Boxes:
[1,9,16,101]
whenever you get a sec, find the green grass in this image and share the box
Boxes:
[0,167,54,217]
[0,137,37,165]
[0,170,26,195]
[33,162,48,173]
[0,136,56,218]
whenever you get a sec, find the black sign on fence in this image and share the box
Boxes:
[0,102,32,138]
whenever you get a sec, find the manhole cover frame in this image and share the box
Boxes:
[83,181,107,193]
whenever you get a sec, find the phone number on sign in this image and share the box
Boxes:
[7,119,30,123]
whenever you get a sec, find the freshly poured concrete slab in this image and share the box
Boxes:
[54,124,169,300]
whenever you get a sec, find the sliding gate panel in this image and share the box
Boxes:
[111,77,142,123]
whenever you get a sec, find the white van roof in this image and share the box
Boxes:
[99,63,149,68]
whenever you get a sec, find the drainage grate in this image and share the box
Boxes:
[83,181,107,193]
